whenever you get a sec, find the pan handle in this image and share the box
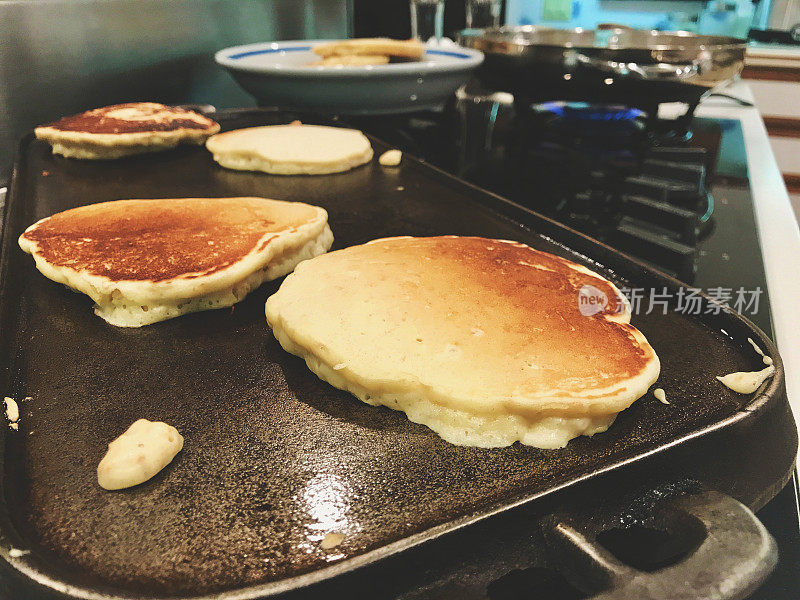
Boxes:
[542,489,777,600]
[565,50,712,81]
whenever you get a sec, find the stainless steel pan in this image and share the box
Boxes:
[458,26,747,110]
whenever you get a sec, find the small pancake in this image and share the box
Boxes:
[35,103,220,160]
[265,236,660,449]
[313,38,424,60]
[19,197,332,327]
[206,124,374,175]
[310,55,390,67]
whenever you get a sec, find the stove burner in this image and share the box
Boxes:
[529,101,647,149]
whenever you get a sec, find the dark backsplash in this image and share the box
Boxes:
[354,0,506,39]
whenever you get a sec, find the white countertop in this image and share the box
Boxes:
[694,81,800,445]
[747,43,800,68]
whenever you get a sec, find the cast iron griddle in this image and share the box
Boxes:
[0,110,788,598]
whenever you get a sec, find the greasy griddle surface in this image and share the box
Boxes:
[1,112,760,597]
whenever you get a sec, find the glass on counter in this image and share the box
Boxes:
[410,0,444,43]
[466,0,502,29]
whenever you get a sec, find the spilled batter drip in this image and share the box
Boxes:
[716,365,775,394]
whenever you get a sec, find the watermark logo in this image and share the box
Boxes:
[577,285,763,317]
[578,285,608,316]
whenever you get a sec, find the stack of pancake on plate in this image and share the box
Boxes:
[21,101,661,450]
[309,38,425,66]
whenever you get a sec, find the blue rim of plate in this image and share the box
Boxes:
[226,46,473,61]
[215,40,484,75]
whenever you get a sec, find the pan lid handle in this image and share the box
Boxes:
[543,489,778,600]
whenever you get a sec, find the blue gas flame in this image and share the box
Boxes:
[540,102,644,122]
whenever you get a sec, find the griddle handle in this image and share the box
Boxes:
[545,490,778,600]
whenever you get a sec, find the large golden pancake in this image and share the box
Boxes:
[206,124,374,175]
[265,236,660,449]
[19,197,333,327]
[35,103,220,159]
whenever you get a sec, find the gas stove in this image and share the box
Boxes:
[347,92,800,600]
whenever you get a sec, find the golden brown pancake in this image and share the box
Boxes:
[19,197,333,326]
[266,236,660,448]
[34,103,220,159]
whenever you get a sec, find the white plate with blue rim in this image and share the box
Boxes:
[215,40,484,115]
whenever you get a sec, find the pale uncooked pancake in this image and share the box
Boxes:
[206,124,374,175]
[19,197,332,327]
[265,236,660,449]
[313,38,424,60]
[35,103,220,160]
